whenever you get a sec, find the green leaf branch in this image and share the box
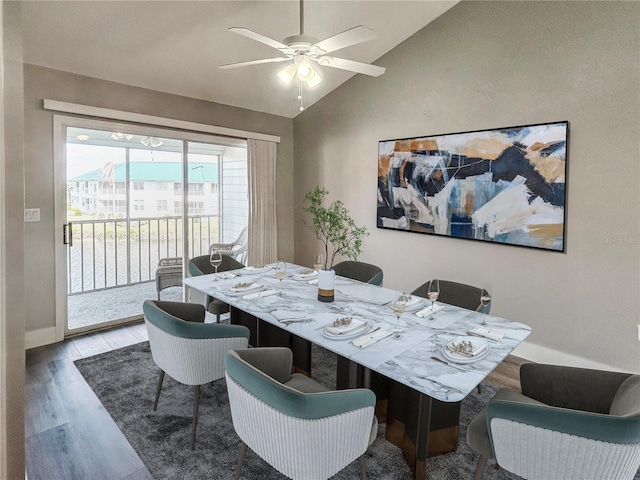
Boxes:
[303,186,369,270]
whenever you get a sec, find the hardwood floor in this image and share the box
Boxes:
[25,322,528,479]
[25,322,154,480]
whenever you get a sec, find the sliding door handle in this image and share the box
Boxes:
[63,222,73,247]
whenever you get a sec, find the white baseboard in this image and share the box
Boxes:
[512,340,634,374]
[25,327,58,350]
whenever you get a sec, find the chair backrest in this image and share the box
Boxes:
[485,399,640,480]
[143,300,249,385]
[333,261,383,286]
[412,279,490,313]
[210,227,249,264]
[224,347,376,479]
[188,254,244,276]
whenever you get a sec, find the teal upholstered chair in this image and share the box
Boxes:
[143,300,250,449]
[225,347,378,479]
[467,363,640,480]
[188,254,244,322]
[412,279,491,314]
[333,261,383,286]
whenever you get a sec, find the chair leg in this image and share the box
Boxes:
[234,441,248,480]
[477,384,482,394]
[359,455,367,480]
[191,385,200,450]
[153,370,165,411]
[473,455,488,480]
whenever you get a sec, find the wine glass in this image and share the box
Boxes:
[479,282,492,325]
[427,280,440,320]
[209,249,223,276]
[313,253,325,271]
[391,293,408,339]
[275,261,287,282]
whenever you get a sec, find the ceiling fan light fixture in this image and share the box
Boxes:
[305,70,322,88]
[296,60,315,82]
[76,134,90,141]
[276,63,297,86]
[141,136,163,148]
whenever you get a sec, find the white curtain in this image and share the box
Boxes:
[247,139,278,265]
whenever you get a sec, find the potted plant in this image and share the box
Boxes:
[303,186,369,302]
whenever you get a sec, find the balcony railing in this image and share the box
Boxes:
[67,215,219,295]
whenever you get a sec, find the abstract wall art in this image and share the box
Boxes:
[377,121,568,252]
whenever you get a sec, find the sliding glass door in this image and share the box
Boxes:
[56,117,247,335]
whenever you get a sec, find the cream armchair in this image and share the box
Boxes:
[225,347,378,479]
[143,300,250,449]
[467,363,640,480]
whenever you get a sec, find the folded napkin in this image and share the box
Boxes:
[243,289,279,300]
[217,272,238,280]
[446,336,488,357]
[325,318,365,335]
[468,326,505,341]
[307,279,319,285]
[415,303,445,318]
[352,329,393,348]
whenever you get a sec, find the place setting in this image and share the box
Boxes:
[292,268,319,282]
[321,316,371,340]
[222,280,281,300]
[237,264,274,275]
[442,335,491,364]
[387,292,425,313]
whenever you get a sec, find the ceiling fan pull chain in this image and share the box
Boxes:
[298,80,304,112]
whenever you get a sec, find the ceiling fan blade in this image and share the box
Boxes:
[314,26,377,54]
[318,57,386,77]
[228,27,288,50]
[219,57,290,69]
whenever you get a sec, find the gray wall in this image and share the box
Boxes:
[2,2,25,477]
[23,64,294,333]
[294,1,640,372]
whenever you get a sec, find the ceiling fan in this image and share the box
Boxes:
[219,0,386,82]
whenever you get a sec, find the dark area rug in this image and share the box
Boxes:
[75,341,523,480]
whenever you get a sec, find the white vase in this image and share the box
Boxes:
[317,269,335,303]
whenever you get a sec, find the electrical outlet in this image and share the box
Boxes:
[637,324,640,342]
[24,208,40,222]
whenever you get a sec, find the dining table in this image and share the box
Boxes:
[183,262,531,479]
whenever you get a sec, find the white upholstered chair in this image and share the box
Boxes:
[467,363,640,480]
[224,347,378,479]
[143,300,250,449]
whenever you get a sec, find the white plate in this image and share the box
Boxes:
[240,266,272,275]
[293,270,318,281]
[442,336,490,364]
[322,321,370,340]
[388,297,426,313]
[224,284,265,297]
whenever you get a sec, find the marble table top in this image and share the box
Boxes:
[184,263,531,403]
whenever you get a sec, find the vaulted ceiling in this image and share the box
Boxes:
[22,1,458,118]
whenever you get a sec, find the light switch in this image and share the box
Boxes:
[24,208,41,222]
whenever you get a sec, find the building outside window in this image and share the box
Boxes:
[188,182,204,196]
[133,200,145,212]
[133,181,145,190]
[157,200,168,212]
